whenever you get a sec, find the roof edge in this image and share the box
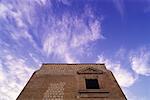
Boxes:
[42,63,105,65]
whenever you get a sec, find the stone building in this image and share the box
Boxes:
[17,64,127,100]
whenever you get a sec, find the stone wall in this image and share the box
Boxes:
[17,64,127,100]
[36,64,107,75]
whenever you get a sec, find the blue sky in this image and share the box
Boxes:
[0,0,150,99]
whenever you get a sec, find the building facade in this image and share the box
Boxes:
[17,64,127,100]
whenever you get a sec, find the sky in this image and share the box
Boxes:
[0,0,150,100]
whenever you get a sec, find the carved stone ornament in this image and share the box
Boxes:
[77,67,103,74]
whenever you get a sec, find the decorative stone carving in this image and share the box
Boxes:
[77,67,103,74]
[42,82,65,100]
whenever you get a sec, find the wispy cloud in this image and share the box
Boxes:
[0,0,104,99]
[113,0,125,17]
[124,88,147,100]
[0,49,35,100]
[96,55,137,88]
[58,0,71,5]
[0,3,10,18]
[130,46,150,76]
[43,11,103,63]
[0,0,103,63]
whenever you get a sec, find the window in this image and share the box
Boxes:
[85,79,100,89]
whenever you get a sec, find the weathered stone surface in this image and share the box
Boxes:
[17,64,127,100]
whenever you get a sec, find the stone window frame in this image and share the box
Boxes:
[77,67,109,98]
[78,71,102,92]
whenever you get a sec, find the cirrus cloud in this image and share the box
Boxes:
[130,46,150,76]
[0,1,104,99]
[96,55,137,87]
[0,49,35,100]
